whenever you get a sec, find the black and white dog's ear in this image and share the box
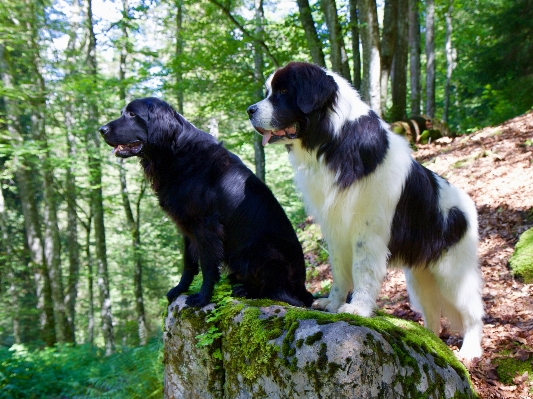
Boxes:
[296,69,337,114]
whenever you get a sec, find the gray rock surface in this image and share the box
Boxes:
[163,296,476,399]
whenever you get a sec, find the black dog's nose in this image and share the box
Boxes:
[246,104,258,117]
[99,125,109,136]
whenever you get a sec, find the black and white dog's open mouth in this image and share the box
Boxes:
[253,126,298,146]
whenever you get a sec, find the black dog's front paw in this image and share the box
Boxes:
[185,293,211,308]
[166,286,186,304]
[231,285,248,298]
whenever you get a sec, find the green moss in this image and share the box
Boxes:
[177,277,475,397]
[493,348,533,386]
[509,227,533,283]
[304,331,323,346]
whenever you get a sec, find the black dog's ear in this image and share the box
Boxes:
[296,67,338,114]
[145,99,181,143]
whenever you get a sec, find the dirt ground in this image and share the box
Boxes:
[306,111,533,398]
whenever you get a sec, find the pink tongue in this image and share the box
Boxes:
[262,131,272,146]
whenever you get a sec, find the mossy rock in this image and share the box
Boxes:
[163,296,477,399]
[509,227,533,283]
[419,129,443,144]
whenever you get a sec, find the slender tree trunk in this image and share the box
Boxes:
[253,0,266,182]
[391,0,409,122]
[85,220,95,345]
[175,0,184,113]
[349,0,361,90]
[85,0,115,355]
[321,0,351,81]
[0,44,56,346]
[63,105,79,343]
[25,0,70,344]
[380,0,398,115]
[296,0,326,67]
[425,0,436,118]
[408,0,421,115]
[359,0,381,115]
[118,160,148,344]
[0,184,21,343]
[443,0,453,123]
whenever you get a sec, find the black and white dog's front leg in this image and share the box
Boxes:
[166,236,199,304]
[185,216,224,308]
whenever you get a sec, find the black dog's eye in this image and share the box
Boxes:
[278,89,288,94]
[128,111,136,117]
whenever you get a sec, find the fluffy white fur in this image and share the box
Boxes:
[249,65,484,362]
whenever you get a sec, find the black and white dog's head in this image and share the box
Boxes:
[99,97,181,158]
[247,62,340,148]
[247,62,390,189]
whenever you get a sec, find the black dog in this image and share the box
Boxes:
[99,97,314,308]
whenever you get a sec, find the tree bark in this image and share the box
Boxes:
[443,0,454,123]
[380,0,397,115]
[359,0,381,115]
[118,160,148,345]
[425,0,436,118]
[0,184,21,343]
[253,0,266,182]
[348,0,361,90]
[321,0,351,81]
[296,0,326,67]
[390,0,409,122]
[175,0,184,113]
[85,0,115,355]
[0,43,56,346]
[408,0,421,115]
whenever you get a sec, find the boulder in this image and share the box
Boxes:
[163,296,476,399]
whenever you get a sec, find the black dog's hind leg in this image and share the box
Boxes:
[166,236,199,304]
[185,217,224,308]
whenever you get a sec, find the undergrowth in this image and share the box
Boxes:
[0,337,163,399]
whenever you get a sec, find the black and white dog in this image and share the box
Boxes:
[100,97,314,309]
[247,62,483,361]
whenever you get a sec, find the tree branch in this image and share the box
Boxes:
[207,0,279,68]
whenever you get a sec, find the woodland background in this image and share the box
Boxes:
[0,0,532,397]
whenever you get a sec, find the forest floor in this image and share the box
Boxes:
[305,111,533,398]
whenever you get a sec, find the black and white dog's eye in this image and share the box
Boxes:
[279,89,288,94]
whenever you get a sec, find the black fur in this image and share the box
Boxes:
[388,161,469,267]
[99,97,314,308]
[317,112,389,189]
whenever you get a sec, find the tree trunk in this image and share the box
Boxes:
[390,0,409,122]
[408,0,421,116]
[175,0,184,113]
[296,0,326,67]
[348,0,361,90]
[0,184,21,344]
[85,0,115,355]
[253,0,266,182]
[321,0,351,81]
[425,0,436,118]
[380,0,397,115]
[0,43,56,346]
[64,105,80,343]
[359,0,381,115]
[118,160,148,345]
[443,0,453,123]
[85,220,95,345]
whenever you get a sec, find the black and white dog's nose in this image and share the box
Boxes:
[246,104,258,117]
[99,125,109,136]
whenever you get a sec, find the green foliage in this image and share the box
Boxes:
[0,339,163,399]
[509,227,533,283]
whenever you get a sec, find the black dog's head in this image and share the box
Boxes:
[246,62,338,147]
[99,97,179,158]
